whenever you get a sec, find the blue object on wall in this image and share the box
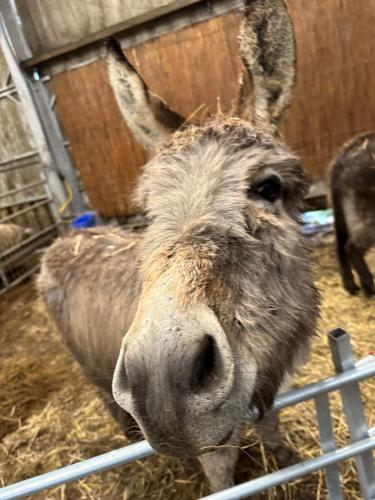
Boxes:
[71,212,97,229]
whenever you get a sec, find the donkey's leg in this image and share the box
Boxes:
[331,187,359,294]
[346,241,375,297]
[254,411,298,466]
[198,447,239,492]
[333,207,358,294]
[337,244,359,294]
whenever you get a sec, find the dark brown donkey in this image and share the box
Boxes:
[330,132,375,297]
[38,0,319,492]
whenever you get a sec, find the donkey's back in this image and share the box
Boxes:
[38,227,142,392]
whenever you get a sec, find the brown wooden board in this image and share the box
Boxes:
[17,0,200,61]
[50,1,375,216]
[284,0,375,181]
[50,12,241,217]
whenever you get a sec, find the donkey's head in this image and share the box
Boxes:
[109,0,319,457]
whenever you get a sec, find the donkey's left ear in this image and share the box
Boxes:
[237,0,296,135]
[105,37,185,152]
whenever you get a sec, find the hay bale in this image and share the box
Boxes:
[0,241,374,499]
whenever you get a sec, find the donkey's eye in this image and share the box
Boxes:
[247,175,283,203]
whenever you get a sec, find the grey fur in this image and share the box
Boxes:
[330,132,375,296]
[237,0,296,133]
[105,37,185,151]
[38,0,319,492]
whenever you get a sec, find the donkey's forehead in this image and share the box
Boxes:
[136,120,297,207]
[158,119,278,158]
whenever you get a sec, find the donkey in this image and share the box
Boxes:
[330,132,375,297]
[38,0,319,492]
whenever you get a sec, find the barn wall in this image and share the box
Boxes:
[50,12,241,217]
[284,0,375,180]
[16,0,184,56]
[50,0,375,217]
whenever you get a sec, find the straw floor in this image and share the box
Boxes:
[0,238,374,499]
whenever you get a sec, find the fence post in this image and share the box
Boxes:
[314,393,343,499]
[328,328,375,500]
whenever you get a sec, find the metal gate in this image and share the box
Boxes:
[0,329,374,500]
[0,6,85,294]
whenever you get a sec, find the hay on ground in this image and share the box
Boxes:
[0,238,374,499]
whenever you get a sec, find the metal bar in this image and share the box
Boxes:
[29,72,86,213]
[1,0,87,214]
[0,14,65,222]
[2,431,373,500]
[0,265,9,287]
[0,352,373,498]
[0,198,51,224]
[0,262,39,295]
[328,329,375,499]
[200,431,375,500]
[5,92,19,104]
[0,196,48,211]
[252,355,375,419]
[0,0,32,61]
[0,74,50,97]
[0,440,154,500]
[0,180,46,201]
[2,70,11,87]
[314,394,343,499]
[0,84,16,99]
[0,159,40,173]
[0,223,59,261]
[0,150,39,167]
[0,83,15,94]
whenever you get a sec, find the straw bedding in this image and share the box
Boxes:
[0,238,374,499]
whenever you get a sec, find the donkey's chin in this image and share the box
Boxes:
[146,428,237,458]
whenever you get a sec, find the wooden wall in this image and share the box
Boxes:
[16,0,182,56]
[285,0,375,180]
[50,0,375,217]
[51,12,241,217]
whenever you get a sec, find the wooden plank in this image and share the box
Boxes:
[50,11,242,217]
[32,0,242,76]
[50,0,375,216]
[282,0,375,180]
[20,0,204,66]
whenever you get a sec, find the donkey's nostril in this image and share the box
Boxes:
[191,335,220,392]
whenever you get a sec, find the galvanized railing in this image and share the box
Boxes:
[0,329,374,500]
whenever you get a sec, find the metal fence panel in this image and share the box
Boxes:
[0,330,374,500]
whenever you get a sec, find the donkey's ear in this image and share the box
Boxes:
[237,0,296,135]
[105,37,185,152]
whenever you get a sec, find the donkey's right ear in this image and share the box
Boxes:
[105,37,185,152]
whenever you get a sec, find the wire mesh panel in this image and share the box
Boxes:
[0,151,60,293]
[0,6,84,294]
